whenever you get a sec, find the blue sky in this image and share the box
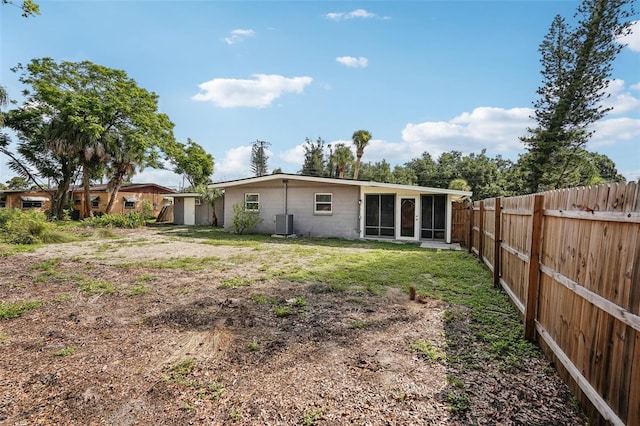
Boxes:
[1,1,639,189]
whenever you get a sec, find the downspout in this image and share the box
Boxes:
[283,179,288,214]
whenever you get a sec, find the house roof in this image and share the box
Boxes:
[166,193,202,198]
[209,173,472,198]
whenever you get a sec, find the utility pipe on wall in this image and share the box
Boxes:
[283,179,288,214]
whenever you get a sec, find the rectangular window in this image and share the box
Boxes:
[123,196,139,209]
[22,201,43,209]
[244,193,259,211]
[74,199,81,206]
[91,196,99,209]
[314,193,332,214]
[0,195,5,208]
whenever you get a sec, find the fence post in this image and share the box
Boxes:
[478,201,485,263]
[524,194,545,341]
[493,197,501,288]
[467,201,474,254]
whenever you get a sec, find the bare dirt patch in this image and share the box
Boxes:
[0,227,586,425]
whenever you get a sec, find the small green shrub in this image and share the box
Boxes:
[81,212,146,229]
[274,306,292,317]
[0,209,59,245]
[230,202,262,234]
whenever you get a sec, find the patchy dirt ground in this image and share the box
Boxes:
[0,227,586,425]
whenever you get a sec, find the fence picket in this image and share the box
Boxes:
[454,181,639,425]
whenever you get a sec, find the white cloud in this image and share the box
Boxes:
[400,107,534,159]
[631,82,640,91]
[336,56,368,68]
[131,168,183,191]
[278,144,306,166]
[601,79,640,113]
[212,146,253,181]
[617,20,640,52]
[325,9,377,21]
[589,117,640,147]
[192,74,313,108]
[224,28,255,45]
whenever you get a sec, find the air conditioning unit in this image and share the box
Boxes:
[275,214,294,235]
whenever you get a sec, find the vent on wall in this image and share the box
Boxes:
[275,214,294,235]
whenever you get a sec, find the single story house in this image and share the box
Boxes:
[169,193,224,226]
[0,183,176,219]
[209,174,472,243]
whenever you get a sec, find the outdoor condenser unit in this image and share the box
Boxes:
[275,214,294,235]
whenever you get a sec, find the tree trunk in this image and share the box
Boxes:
[353,155,363,180]
[82,163,93,219]
[105,169,126,214]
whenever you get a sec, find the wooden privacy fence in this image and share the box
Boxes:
[457,182,640,426]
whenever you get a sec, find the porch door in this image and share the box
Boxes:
[400,197,417,239]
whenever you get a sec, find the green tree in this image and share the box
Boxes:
[351,130,372,180]
[195,184,221,226]
[170,138,214,190]
[5,58,176,218]
[404,152,438,187]
[521,0,635,192]
[2,0,39,17]
[391,165,416,185]
[250,139,270,177]
[358,160,394,183]
[331,143,354,178]
[448,178,471,191]
[300,137,326,177]
[5,176,29,190]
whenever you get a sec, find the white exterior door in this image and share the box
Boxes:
[183,197,196,225]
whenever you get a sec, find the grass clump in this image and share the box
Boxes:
[219,276,252,288]
[128,285,150,296]
[53,346,75,357]
[350,320,371,329]
[302,407,326,425]
[0,300,42,320]
[410,339,446,364]
[78,279,115,296]
[274,306,292,317]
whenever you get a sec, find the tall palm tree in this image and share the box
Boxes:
[351,129,372,180]
[332,143,354,178]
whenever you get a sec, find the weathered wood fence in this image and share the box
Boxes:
[455,182,640,426]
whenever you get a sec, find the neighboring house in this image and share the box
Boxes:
[0,183,177,219]
[170,193,223,226]
[209,174,472,243]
